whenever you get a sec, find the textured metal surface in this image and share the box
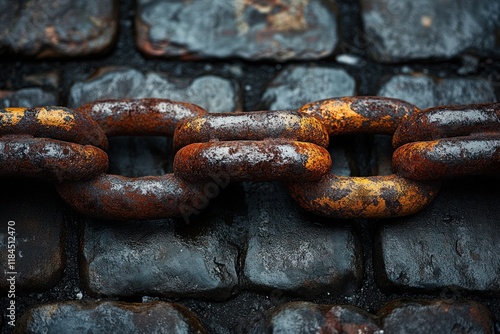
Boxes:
[393,134,500,180]
[299,96,420,135]
[174,110,329,149]
[0,106,108,149]
[56,174,205,220]
[0,137,108,181]
[174,139,332,182]
[286,174,440,219]
[77,98,208,136]
[393,103,500,147]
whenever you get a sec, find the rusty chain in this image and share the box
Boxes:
[1,97,498,221]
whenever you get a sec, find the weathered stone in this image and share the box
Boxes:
[81,217,239,300]
[379,300,494,334]
[242,182,362,296]
[68,67,240,112]
[375,177,500,294]
[262,66,356,110]
[361,0,500,62]
[248,302,380,334]
[0,0,118,57]
[0,88,58,107]
[377,74,497,110]
[17,301,207,333]
[136,0,338,61]
[0,179,65,291]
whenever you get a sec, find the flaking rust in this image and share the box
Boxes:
[393,135,500,180]
[77,98,208,136]
[56,174,205,220]
[0,137,108,181]
[393,103,500,148]
[286,174,440,219]
[174,110,329,149]
[174,139,332,182]
[298,96,421,135]
[0,106,108,149]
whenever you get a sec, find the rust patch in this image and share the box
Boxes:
[37,107,75,131]
[174,139,331,182]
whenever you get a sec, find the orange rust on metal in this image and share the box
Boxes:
[77,98,208,136]
[298,96,420,135]
[393,134,500,180]
[0,106,108,149]
[56,174,205,220]
[174,139,332,182]
[0,137,108,181]
[393,103,500,148]
[173,110,329,149]
[286,174,440,219]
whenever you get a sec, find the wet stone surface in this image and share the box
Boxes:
[249,301,380,333]
[262,66,356,110]
[0,179,65,291]
[0,88,58,107]
[0,0,118,57]
[242,182,362,297]
[81,217,239,300]
[68,67,240,112]
[379,300,494,334]
[377,74,497,110]
[361,0,500,62]
[135,0,338,61]
[375,177,500,294]
[17,301,207,333]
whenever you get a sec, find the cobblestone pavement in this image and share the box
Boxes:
[0,0,499,333]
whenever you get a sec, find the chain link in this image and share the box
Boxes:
[1,97,498,220]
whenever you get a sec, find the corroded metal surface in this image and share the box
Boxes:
[174,139,332,182]
[393,134,500,180]
[299,96,420,135]
[0,137,108,181]
[0,106,108,149]
[286,174,440,219]
[393,103,500,147]
[174,110,329,149]
[77,98,208,136]
[56,174,205,220]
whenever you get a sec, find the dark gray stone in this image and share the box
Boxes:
[377,74,497,110]
[135,0,338,61]
[0,88,58,107]
[375,177,500,294]
[379,300,494,334]
[81,217,239,300]
[17,301,207,334]
[68,67,240,112]
[0,179,65,291]
[262,66,356,110]
[249,302,380,334]
[242,182,362,296]
[0,0,118,57]
[361,0,500,62]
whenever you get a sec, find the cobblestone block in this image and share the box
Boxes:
[249,301,380,333]
[262,66,356,110]
[242,182,362,297]
[0,179,65,291]
[135,0,338,61]
[81,217,239,300]
[0,88,58,107]
[68,67,240,112]
[378,74,497,110]
[375,177,500,294]
[361,0,500,62]
[379,300,494,334]
[0,0,118,57]
[17,301,207,333]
